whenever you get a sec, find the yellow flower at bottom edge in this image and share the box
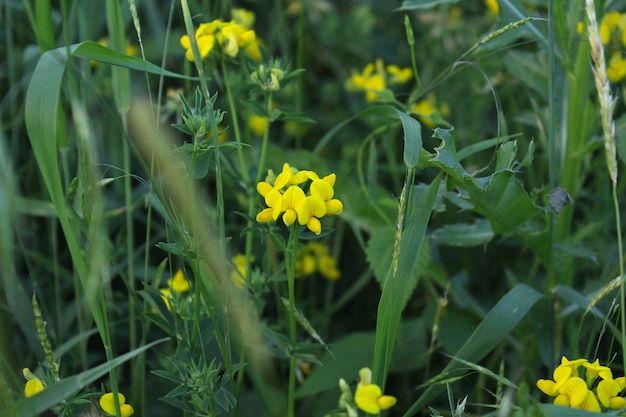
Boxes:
[24,378,44,397]
[354,383,397,414]
[100,392,134,417]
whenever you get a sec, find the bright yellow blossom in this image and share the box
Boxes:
[248,113,268,136]
[23,368,44,398]
[180,15,256,61]
[411,98,440,128]
[100,392,134,417]
[386,65,413,84]
[354,367,397,415]
[537,356,626,412]
[256,164,342,235]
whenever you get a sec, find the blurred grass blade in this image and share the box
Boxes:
[15,338,168,417]
[396,0,460,11]
[403,283,543,416]
[372,173,442,386]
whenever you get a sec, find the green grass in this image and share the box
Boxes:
[3,0,626,416]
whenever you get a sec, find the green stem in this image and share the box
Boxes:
[221,57,249,184]
[287,225,299,417]
[614,183,626,374]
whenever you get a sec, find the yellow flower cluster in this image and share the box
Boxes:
[100,392,134,417]
[537,356,626,412]
[599,11,626,83]
[354,367,397,414]
[345,59,412,102]
[256,163,343,235]
[296,241,341,280]
[180,8,261,61]
[159,269,192,310]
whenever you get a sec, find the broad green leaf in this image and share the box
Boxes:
[403,284,543,416]
[16,338,169,417]
[372,174,442,387]
[430,219,494,247]
[479,170,541,232]
[295,332,375,397]
[396,0,460,10]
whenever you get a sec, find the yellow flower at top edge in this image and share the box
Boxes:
[354,367,397,415]
[100,392,134,417]
[345,60,386,102]
[599,11,626,46]
[180,12,257,61]
[167,269,191,293]
[485,0,500,16]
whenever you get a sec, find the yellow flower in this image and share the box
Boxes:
[485,0,499,16]
[159,288,173,311]
[248,113,268,136]
[256,164,342,234]
[231,254,250,288]
[537,357,626,412]
[354,368,396,414]
[231,8,255,28]
[167,269,191,293]
[346,61,387,102]
[607,52,626,83]
[100,392,134,417]
[599,12,626,46]
[386,65,412,84]
[296,241,341,279]
[411,98,439,128]
[24,378,44,397]
[180,19,256,61]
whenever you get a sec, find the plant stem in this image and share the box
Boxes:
[287,225,299,417]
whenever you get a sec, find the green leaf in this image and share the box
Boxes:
[366,224,431,292]
[396,0,460,11]
[403,284,543,416]
[495,141,518,172]
[295,332,375,397]
[431,219,494,247]
[72,41,192,79]
[16,338,169,417]
[372,174,442,386]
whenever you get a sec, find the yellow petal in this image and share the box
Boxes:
[306,217,322,235]
[325,199,344,216]
[24,379,44,397]
[536,379,557,396]
[377,394,397,410]
[100,393,128,416]
[256,208,274,223]
[283,208,297,226]
[310,179,334,200]
[355,384,382,414]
